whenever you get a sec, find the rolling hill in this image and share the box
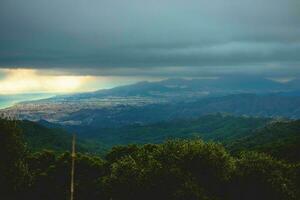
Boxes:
[0,119,107,154]
[71,114,271,145]
[1,114,300,163]
[228,119,300,162]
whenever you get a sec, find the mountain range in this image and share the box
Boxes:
[1,77,300,137]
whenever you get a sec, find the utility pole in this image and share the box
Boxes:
[70,134,76,200]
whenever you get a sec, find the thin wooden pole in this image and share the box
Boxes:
[70,134,76,200]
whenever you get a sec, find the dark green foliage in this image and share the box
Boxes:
[1,118,300,200]
[26,151,69,200]
[27,151,106,200]
[0,119,29,199]
[229,152,298,200]
[21,120,73,152]
[17,117,300,164]
[2,115,271,155]
[105,144,140,162]
[228,120,300,162]
[101,141,232,200]
[81,114,270,147]
[100,140,299,200]
[11,119,108,154]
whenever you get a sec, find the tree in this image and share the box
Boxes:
[0,119,29,199]
[230,151,297,200]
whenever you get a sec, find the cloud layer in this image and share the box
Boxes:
[0,0,299,77]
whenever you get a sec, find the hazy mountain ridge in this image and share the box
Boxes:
[8,76,300,103]
[71,76,298,98]
[1,77,300,127]
[40,94,300,128]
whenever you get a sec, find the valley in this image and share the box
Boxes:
[1,77,300,127]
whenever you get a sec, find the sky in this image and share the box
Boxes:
[0,0,299,94]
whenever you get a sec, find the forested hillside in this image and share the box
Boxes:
[2,119,107,154]
[2,116,299,163]
[1,118,300,200]
[0,115,270,154]
[228,120,300,162]
[78,114,270,146]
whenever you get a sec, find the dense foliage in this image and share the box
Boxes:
[0,118,299,200]
[0,119,29,199]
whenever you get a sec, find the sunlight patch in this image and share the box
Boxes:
[0,69,94,94]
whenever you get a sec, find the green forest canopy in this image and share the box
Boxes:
[0,118,300,200]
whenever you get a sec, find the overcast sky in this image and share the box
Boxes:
[0,0,299,93]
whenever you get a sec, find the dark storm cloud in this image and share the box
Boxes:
[0,0,299,77]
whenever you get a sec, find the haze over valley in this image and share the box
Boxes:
[2,76,300,129]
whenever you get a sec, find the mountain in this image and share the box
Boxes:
[68,76,292,97]
[1,77,300,128]
[2,93,300,131]
[55,93,300,130]
[33,76,294,101]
